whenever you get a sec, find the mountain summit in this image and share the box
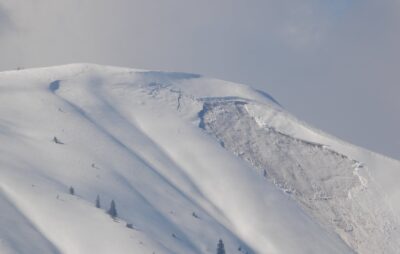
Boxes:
[0,64,399,254]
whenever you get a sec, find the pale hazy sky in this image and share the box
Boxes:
[1,0,399,159]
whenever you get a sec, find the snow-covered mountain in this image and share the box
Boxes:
[0,64,399,254]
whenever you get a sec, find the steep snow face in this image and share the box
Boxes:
[197,100,400,254]
[0,63,397,254]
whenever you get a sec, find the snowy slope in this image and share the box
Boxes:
[199,100,400,253]
[0,64,398,254]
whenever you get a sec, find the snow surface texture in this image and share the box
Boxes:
[199,100,400,254]
[0,64,398,254]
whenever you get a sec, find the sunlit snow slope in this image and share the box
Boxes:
[0,64,399,254]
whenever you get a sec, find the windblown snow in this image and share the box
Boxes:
[0,64,399,254]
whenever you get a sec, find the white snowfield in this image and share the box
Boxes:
[0,64,398,254]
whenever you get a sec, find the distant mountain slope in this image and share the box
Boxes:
[0,64,398,253]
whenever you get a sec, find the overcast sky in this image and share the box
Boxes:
[1,0,399,159]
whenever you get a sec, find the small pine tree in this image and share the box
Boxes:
[108,200,118,218]
[69,186,75,195]
[96,195,101,208]
[217,239,225,254]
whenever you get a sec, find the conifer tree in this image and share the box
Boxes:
[108,200,118,218]
[217,239,225,254]
[69,186,75,195]
[96,195,101,208]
